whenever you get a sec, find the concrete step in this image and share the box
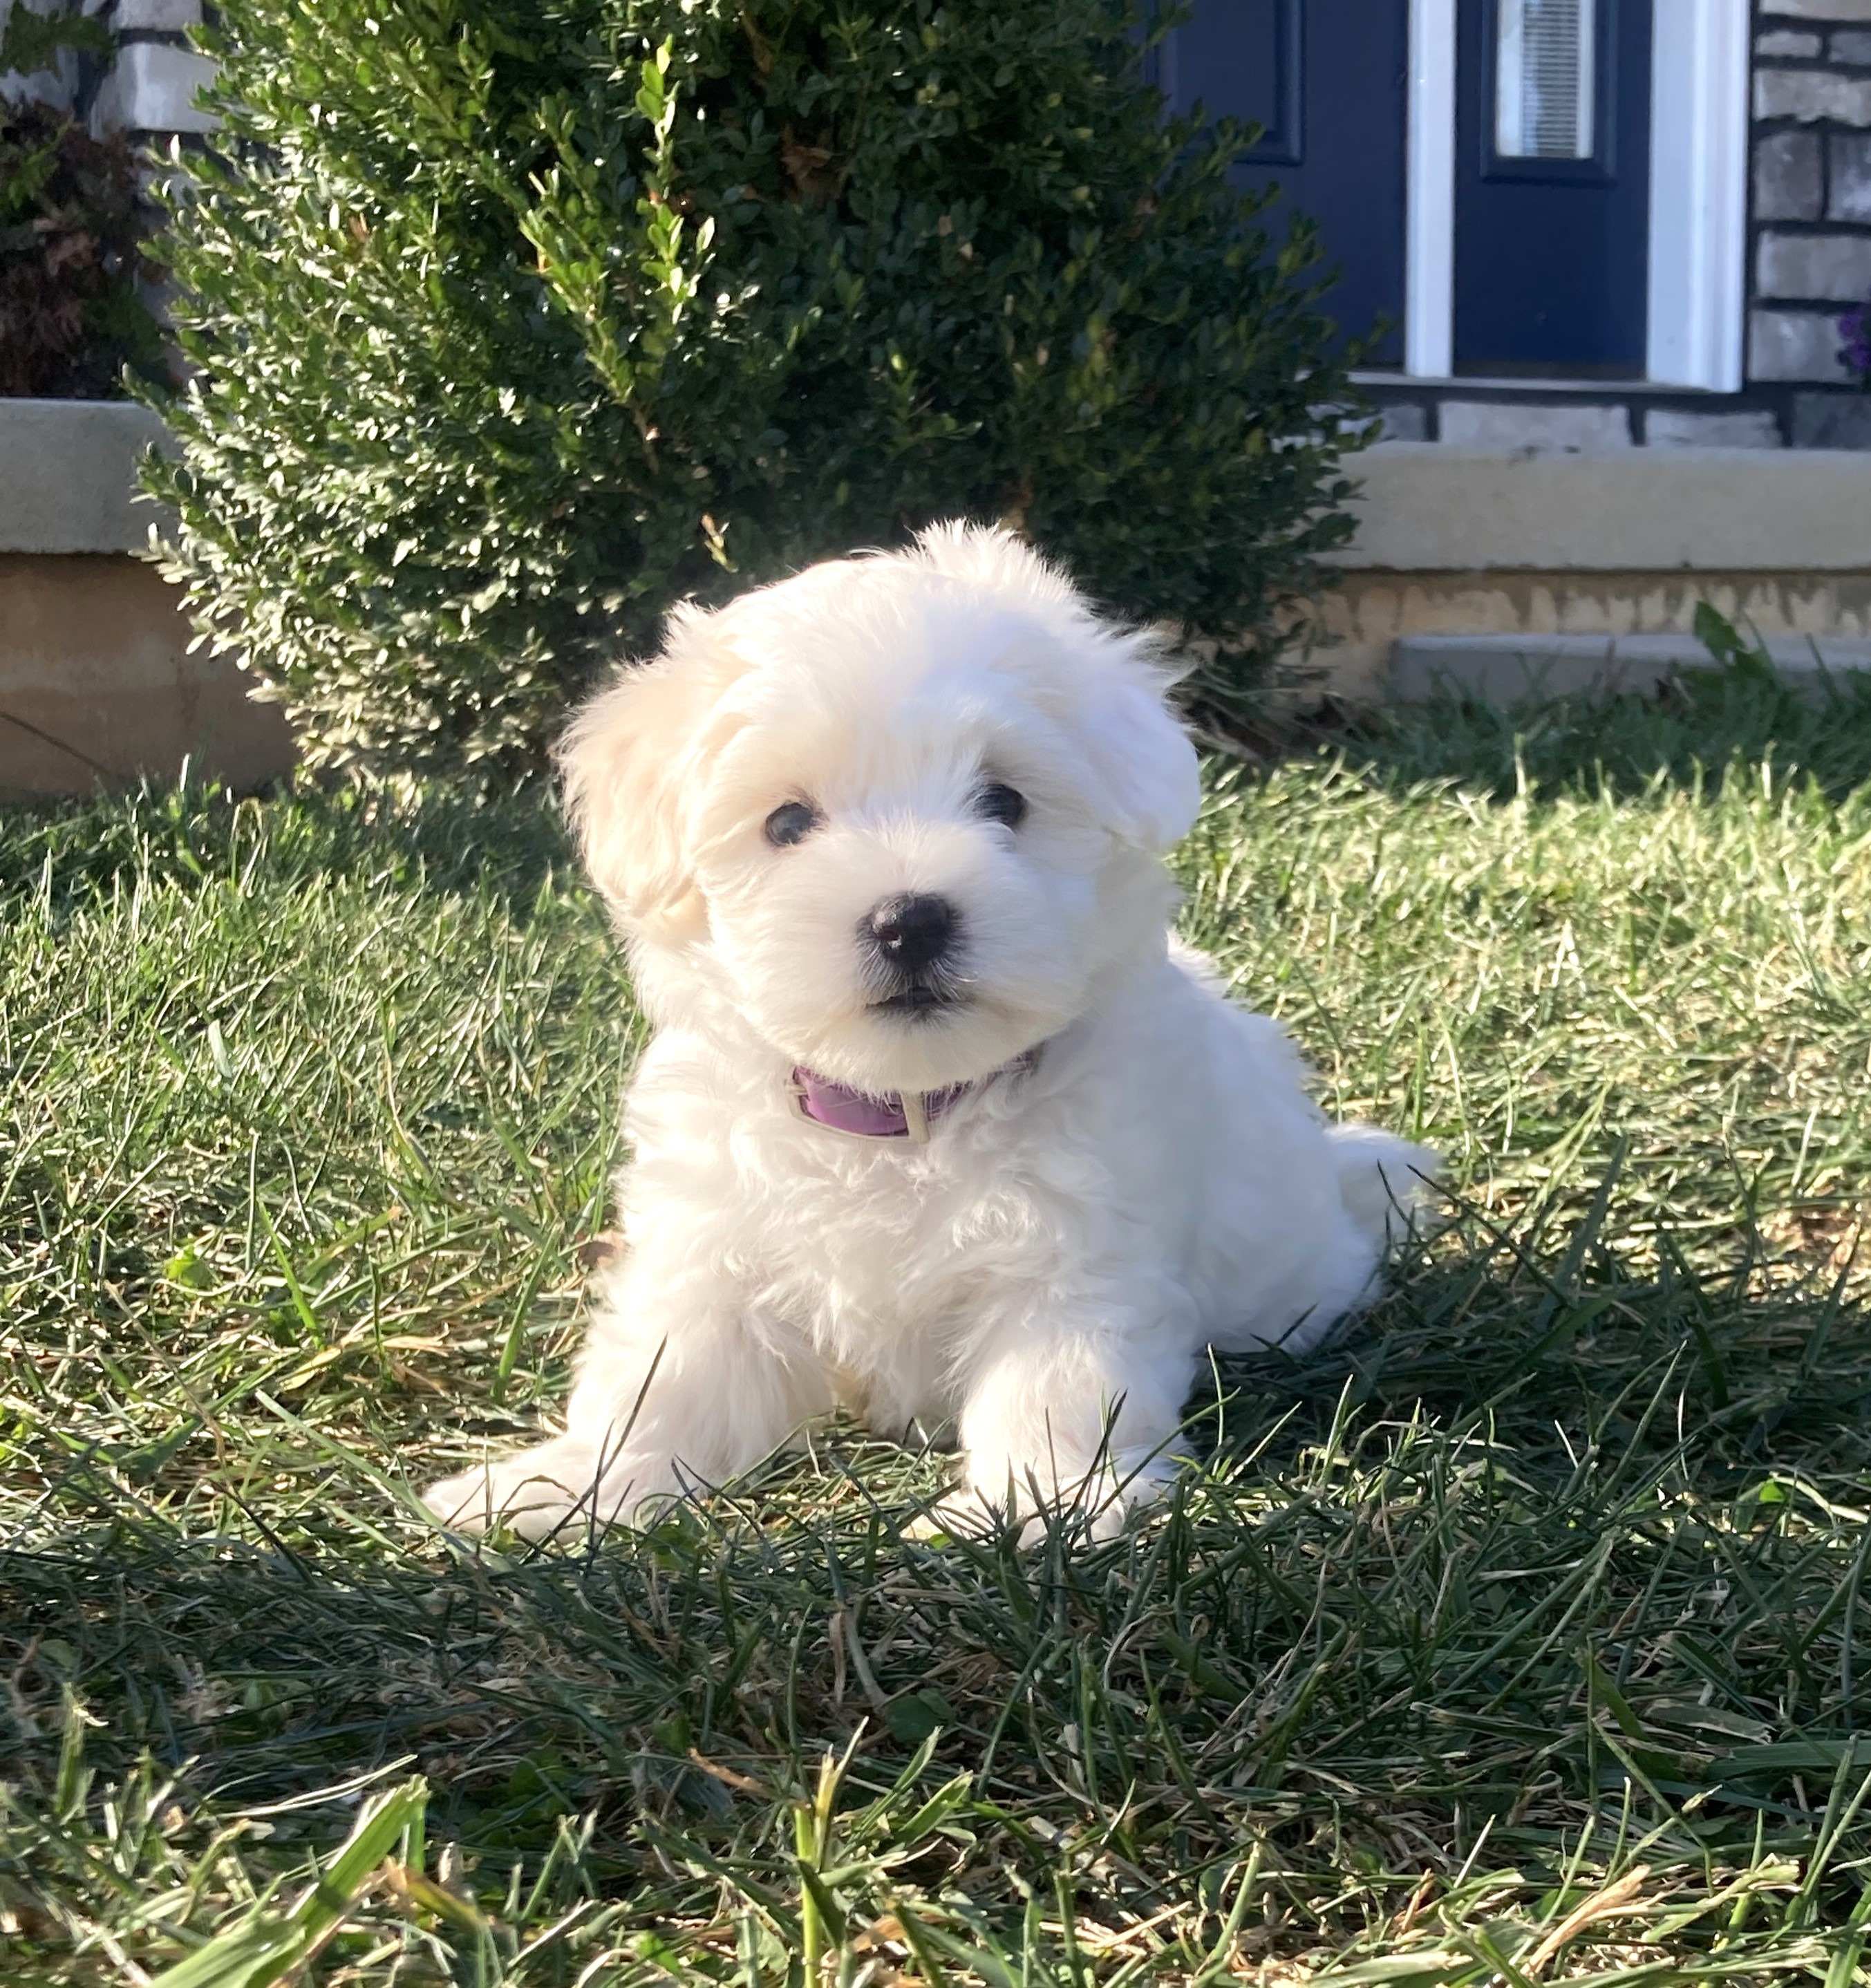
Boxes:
[1391,631,1871,705]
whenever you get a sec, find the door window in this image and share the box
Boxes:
[1495,0,1595,161]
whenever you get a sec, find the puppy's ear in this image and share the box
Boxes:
[1068,635,1203,854]
[556,611,745,929]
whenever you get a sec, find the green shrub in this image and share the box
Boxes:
[144,0,1366,787]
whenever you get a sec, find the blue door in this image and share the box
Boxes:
[1454,0,1653,374]
[1153,2,1409,366]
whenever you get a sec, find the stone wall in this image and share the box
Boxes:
[0,0,212,140]
[1751,0,1871,442]
[0,34,276,798]
[1319,442,1871,700]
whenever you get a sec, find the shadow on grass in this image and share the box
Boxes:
[6,1201,1870,1888]
[1206,1183,1871,1483]
[1299,653,1871,808]
[0,769,575,918]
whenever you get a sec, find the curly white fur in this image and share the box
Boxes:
[424,525,1433,1541]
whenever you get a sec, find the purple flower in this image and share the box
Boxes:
[1841,297,1871,386]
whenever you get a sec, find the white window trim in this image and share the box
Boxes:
[1402,0,1748,388]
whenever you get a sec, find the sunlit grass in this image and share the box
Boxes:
[6,663,1871,1983]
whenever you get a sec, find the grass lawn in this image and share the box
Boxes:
[7,663,1871,1984]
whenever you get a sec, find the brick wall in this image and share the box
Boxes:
[1751,0,1871,442]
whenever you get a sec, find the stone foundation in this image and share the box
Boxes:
[1314,568,1871,703]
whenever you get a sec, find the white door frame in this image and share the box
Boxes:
[1402,0,1747,388]
[1646,1,1749,390]
[1404,0,1457,378]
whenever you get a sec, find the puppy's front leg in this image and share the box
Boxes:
[941,1294,1198,1539]
[424,1257,829,1541]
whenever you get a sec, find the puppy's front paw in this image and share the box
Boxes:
[906,1489,1022,1545]
[914,1453,1176,1547]
[422,1438,677,1544]
[422,1459,587,1543]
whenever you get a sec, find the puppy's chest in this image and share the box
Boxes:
[750,1143,1045,1338]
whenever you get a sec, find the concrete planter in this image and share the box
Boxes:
[0,397,293,799]
[1322,442,1871,702]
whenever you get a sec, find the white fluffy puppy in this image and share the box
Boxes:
[424,524,1432,1541]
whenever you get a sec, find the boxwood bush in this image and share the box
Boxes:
[144,0,1366,786]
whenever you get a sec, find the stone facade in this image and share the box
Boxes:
[1750,3,1871,395]
[0,0,211,137]
[1,1,214,390]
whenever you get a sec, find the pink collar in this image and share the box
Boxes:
[789,1050,1037,1143]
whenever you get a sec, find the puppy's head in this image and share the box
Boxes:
[559,524,1200,1092]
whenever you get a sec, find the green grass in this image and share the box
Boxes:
[8,661,1871,1985]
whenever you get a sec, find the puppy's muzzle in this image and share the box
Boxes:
[863,893,962,1013]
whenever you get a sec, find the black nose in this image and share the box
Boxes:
[867,893,957,974]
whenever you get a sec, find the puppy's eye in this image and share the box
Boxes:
[975,782,1026,830]
[764,800,822,847]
